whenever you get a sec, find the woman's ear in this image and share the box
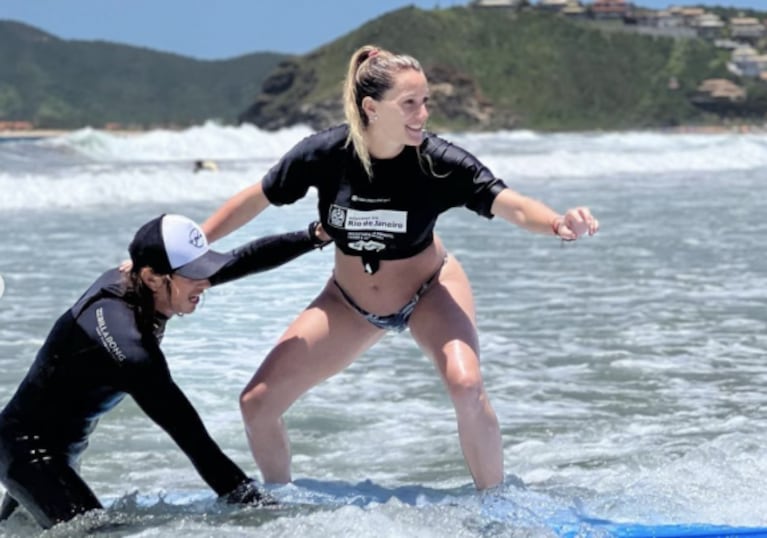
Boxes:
[361,96,377,122]
[139,267,165,292]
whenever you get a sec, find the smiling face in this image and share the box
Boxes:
[363,68,429,159]
[153,274,211,317]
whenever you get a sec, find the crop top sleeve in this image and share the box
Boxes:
[261,126,347,206]
[421,134,508,219]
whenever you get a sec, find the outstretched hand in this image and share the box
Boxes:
[553,207,599,241]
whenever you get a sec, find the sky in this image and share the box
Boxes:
[0,0,764,60]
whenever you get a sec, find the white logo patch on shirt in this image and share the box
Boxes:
[331,205,407,233]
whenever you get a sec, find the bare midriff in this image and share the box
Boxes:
[332,236,447,316]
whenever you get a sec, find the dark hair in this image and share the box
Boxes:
[122,270,158,334]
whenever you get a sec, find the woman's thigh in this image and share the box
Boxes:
[243,280,386,412]
[408,256,481,382]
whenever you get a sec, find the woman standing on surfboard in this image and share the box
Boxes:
[0,214,331,529]
[201,45,599,490]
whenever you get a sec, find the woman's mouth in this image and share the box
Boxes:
[405,125,424,142]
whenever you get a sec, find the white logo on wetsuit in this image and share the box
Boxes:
[95,307,127,362]
[329,205,407,232]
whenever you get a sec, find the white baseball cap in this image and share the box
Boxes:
[128,214,233,279]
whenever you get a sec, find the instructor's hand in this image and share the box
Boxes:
[222,478,276,506]
[118,259,133,273]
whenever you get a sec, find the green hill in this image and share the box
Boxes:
[0,20,289,129]
[2,7,767,132]
[241,6,767,132]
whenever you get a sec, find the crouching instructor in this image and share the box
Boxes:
[0,214,331,529]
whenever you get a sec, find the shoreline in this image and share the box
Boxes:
[0,129,70,139]
[2,123,765,140]
[0,129,144,139]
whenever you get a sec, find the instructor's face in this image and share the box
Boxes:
[156,275,210,316]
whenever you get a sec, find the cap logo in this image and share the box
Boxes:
[189,228,205,249]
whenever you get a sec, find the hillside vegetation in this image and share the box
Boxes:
[0,20,288,128]
[243,6,767,132]
[2,6,767,132]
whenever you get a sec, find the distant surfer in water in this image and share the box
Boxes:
[194,159,219,173]
[201,45,599,490]
[0,214,331,529]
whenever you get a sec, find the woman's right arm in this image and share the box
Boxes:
[202,182,271,243]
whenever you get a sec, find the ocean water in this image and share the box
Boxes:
[0,123,766,537]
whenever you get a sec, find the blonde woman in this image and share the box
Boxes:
[203,45,599,490]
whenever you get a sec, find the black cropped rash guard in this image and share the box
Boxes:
[0,230,320,499]
[262,125,507,271]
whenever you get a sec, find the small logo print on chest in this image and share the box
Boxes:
[329,204,407,232]
[329,205,347,228]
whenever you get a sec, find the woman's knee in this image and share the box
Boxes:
[445,368,486,407]
[239,382,275,421]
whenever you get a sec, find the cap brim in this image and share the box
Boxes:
[173,249,234,280]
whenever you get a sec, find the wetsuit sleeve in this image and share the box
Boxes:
[125,346,249,497]
[425,135,508,218]
[208,226,324,287]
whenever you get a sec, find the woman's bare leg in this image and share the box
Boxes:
[408,256,504,490]
[240,280,384,483]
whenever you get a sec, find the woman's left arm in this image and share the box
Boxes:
[490,188,599,241]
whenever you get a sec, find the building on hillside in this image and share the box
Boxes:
[538,0,569,12]
[728,46,767,78]
[693,79,746,104]
[561,0,588,19]
[654,10,685,28]
[590,0,632,19]
[632,9,697,39]
[629,7,656,24]
[729,17,766,43]
[693,12,725,40]
[470,0,527,8]
[669,6,705,26]
[714,38,742,50]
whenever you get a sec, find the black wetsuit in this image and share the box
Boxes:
[0,229,323,529]
[262,124,507,274]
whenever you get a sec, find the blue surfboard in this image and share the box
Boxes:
[558,519,767,538]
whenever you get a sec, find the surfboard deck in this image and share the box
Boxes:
[559,521,767,538]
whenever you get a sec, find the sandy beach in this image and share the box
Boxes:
[0,129,70,139]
